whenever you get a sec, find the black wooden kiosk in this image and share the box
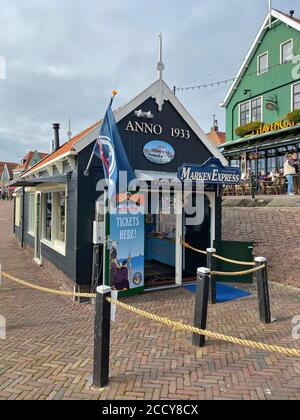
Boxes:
[13,77,228,296]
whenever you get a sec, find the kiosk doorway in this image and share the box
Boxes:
[144,191,213,289]
[183,194,211,277]
[144,191,176,289]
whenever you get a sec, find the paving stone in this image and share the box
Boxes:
[0,201,299,400]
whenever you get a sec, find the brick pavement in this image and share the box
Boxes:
[0,201,300,400]
[223,207,300,288]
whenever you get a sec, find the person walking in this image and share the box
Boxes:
[284,154,297,196]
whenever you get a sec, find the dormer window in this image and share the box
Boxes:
[257,52,269,75]
[281,39,293,64]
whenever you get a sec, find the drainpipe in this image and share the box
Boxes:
[21,187,25,248]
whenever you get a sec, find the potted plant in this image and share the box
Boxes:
[235,121,262,138]
[287,110,300,124]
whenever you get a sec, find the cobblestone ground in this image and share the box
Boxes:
[0,201,300,400]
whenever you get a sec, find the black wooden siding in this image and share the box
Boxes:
[117,97,213,172]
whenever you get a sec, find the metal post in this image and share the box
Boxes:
[93,285,111,388]
[192,267,210,348]
[251,174,256,200]
[255,257,271,324]
[207,248,217,304]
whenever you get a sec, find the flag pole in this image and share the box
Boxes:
[102,188,108,287]
[269,0,272,28]
[84,90,118,177]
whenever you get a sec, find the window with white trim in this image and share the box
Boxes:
[251,98,262,122]
[293,83,300,110]
[28,193,35,235]
[258,52,268,75]
[42,190,66,253]
[281,40,293,64]
[55,191,66,243]
[239,97,262,126]
[44,193,52,242]
[15,195,21,227]
[240,102,250,126]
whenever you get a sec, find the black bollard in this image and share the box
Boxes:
[207,248,217,305]
[192,267,210,348]
[255,257,272,324]
[93,285,111,388]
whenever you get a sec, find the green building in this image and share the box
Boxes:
[220,8,300,177]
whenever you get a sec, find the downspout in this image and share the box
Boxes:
[21,187,25,248]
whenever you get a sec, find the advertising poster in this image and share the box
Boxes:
[109,193,145,292]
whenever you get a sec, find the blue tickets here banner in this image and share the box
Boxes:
[109,194,145,292]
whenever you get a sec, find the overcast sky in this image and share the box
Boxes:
[0,0,298,162]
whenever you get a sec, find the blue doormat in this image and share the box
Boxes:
[183,283,251,303]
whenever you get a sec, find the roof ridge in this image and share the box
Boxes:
[221,8,300,107]
[275,9,300,21]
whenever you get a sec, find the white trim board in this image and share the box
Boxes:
[221,9,300,108]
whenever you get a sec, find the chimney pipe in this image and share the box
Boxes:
[52,123,60,152]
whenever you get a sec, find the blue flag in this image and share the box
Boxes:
[93,102,135,197]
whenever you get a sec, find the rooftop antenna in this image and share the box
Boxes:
[67,117,72,140]
[269,0,272,28]
[157,33,165,80]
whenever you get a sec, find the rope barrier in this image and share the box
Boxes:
[213,254,256,267]
[1,272,96,299]
[181,241,207,256]
[211,265,265,277]
[107,297,300,358]
[181,241,256,267]
[2,270,300,358]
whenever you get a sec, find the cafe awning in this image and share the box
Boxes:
[221,130,300,156]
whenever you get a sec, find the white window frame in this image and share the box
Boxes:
[28,193,36,237]
[280,39,294,64]
[257,51,269,75]
[238,96,263,126]
[15,195,21,227]
[291,81,300,111]
[239,100,250,126]
[40,187,67,256]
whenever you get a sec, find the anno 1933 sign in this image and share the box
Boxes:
[177,158,241,185]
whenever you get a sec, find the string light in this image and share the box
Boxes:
[175,61,291,92]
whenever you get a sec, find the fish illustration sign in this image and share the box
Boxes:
[178,158,241,185]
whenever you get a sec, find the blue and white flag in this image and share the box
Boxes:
[93,100,135,197]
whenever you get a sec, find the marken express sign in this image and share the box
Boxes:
[178,158,241,185]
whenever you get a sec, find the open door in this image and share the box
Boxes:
[184,195,211,275]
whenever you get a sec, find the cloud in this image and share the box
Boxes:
[0,0,297,161]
